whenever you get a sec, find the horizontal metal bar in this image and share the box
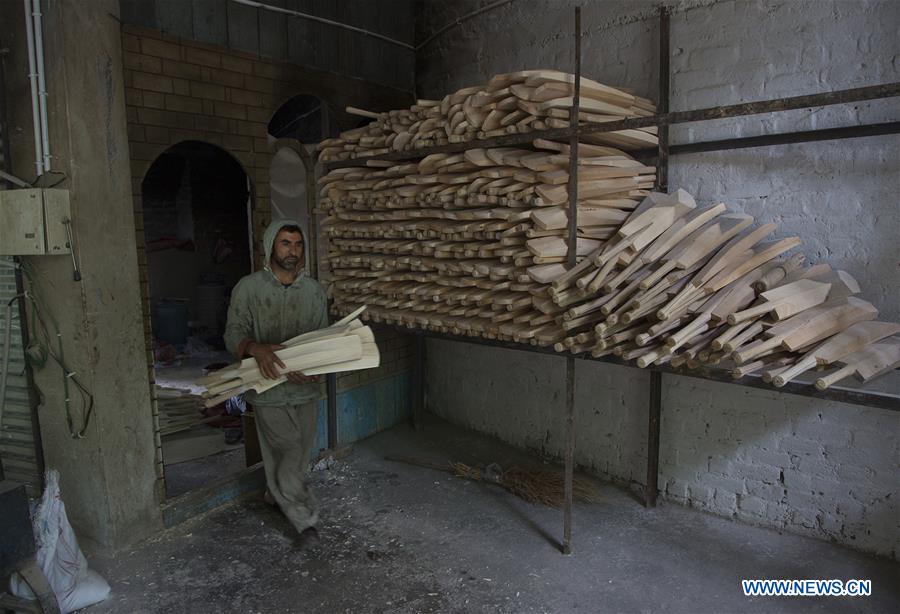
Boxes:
[657,121,900,157]
[374,324,900,412]
[323,82,900,169]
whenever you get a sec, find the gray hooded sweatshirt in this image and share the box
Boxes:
[223,219,329,406]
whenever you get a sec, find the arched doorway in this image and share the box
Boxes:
[141,141,252,497]
[267,95,338,278]
[142,141,252,345]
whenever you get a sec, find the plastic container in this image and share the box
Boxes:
[155,300,189,346]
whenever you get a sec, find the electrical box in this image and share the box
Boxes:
[0,188,72,256]
[42,189,72,254]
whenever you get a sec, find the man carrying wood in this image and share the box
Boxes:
[224,219,329,546]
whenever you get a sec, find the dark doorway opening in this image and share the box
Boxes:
[141,140,252,498]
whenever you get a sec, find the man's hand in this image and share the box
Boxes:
[247,342,287,380]
[286,372,320,384]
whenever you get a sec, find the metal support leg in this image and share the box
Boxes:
[656,6,670,192]
[562,5,581,556]
[563,356,576,554]
[646,371,662,507]
[326,373,337,449]
[412,332,425,431]
[643,4,669,511]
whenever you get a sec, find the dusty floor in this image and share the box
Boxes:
[86,415,898,613]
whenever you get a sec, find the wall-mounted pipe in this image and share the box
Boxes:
[231,0,516,53]
[23,0,43,176]
[229,0,414,51]
[31,0,51,171]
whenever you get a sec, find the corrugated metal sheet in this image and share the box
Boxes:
[1,48,43,496]
[0,258,43,495]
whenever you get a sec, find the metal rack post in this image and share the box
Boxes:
[412,332,425,431]
[327,373,338,449]
[645,5,670,510]
[562,5,582,556]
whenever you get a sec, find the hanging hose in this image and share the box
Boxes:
[25,311,45,370]
[19,260,94,438]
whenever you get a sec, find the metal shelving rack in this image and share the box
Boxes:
[320,6,900,553]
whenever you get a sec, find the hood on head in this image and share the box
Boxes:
[263,218,306,275]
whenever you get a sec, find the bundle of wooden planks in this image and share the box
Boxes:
[316,72,898,391]
[193,307,379,406]
[318,70,657,161]
[157,386,243,464]
[156,386,207,436]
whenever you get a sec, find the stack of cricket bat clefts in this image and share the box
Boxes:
[194,307,379,407]
[317,70,657,161]
[318,136,656,346]
[316,70,899,391]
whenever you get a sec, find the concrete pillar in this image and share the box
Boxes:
[1,0,161,548]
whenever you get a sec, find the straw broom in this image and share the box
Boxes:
[386,456,599,508]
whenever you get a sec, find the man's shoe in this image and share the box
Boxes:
[295,527,320,550]
[263,489,277,506]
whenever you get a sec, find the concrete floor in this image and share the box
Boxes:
[86,414,897,613]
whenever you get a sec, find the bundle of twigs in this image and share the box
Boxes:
[156,386,207,436]
[387,455,599,508]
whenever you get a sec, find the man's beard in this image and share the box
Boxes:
[273,255,300,271]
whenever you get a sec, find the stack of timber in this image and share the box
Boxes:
[317,70,657,161]
[156,386,206,436]
[157,385,241,464]
[193,307,379,407]
[318,137,656,347]
[318,71,899,392]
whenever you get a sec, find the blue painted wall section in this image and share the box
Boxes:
[312,371,411,453]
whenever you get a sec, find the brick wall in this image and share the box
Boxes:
[336,325,415,393]
[123,25,278,491]
[658,376,899,557]
[124,25,284,253]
